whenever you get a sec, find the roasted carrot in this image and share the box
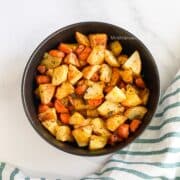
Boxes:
[130,119,142,132]
[49,50,65,58]
[54,99,69,113]
[91,72,99,82]
[58,43,73,54]
[36,75,51,84]
[78,47,91,61]
[47,102,54,107]
[135,77,146,88]
[87,99,103,107]
[110,68,120,86]
[119,81,126,89]
[60,113,70,124]
[108,134,119,145]
[104,86,113,93]
[38,104,49,113]
[75,44,85,55]
[37,65,46,74]
[117,124,129,139]
[75,84,87,95]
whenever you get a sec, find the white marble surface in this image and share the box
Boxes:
[0,0,180,179]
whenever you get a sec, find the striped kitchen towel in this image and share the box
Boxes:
[1,70,180,180]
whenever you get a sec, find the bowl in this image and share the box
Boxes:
[21,22,160,156]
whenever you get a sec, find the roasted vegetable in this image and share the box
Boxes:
[56,125,73,142]
[89,33,107,48]
[139,88,150,105]
[89,135,107,150]
[38,108,57,121]
[82,65,100,80]
[64,53,80,67]
[69,112,85,126]
[75,32,90,46]
[109,68,120,86]
[119,69,133,83]
[42,120,58,136]
[104,50,120,67]
[109,41,122,56]
[100,64,112,83]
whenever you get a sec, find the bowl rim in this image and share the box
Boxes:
[21,21,160,156]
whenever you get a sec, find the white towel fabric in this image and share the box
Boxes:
[0,70,180,180]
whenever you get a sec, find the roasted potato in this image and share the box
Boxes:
[46,68,54,77]
[124,106,148,120]
[109,41,122,56]
[89,135,107,150]
[87,46,105,65]
[82,65,100,80]
[41,53,62,69]
[68,64,83,85]
[56,125,73,142]
[122,51,141,75]
[52,65,68,86]
[109,68,120,86]
[119,69,133,83]
[86,109,99,117]
[56,82,74,99]
[75,32,90,46]
[74,118,91,129]
[38,108,57,121]
[88,33,107,48]
[139,88,150,105]
[64,53,80,67]
[39,84,55,104]
[97,100,124,117]
[106,115,127,131]
[104,50,120,67]
[121,85,142,107]
[69,112,85,126]
[72,125,92,147]
[69,97,87,110]
[42,120,58,136]
[100,64,112,83]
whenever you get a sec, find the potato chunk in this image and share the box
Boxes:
[139,88,150,105]
[75,32,90,46]
[122,51,142,75]
[56,125,73,142]
[39,84,55,104]
[109,41,122,56]
[38,108,57,121]
[82,65,100,80]
[68,64,83,85]
[106,115,127,131]
[109,68,120,86]
[97,100,124,117]
[56,82,74,99]
[121,85,142,107]
[87,46,105,65]
[41,53,62,69]
[119,69,133,83]
[100,64,112,83]
[69,112,85,125]
[42,120,58,136]
[64,53,80,67]
[52,65,68,86]
[105,86,126,103]
[72,125,92,147]
[87,109,99,117]
[89,33,107,48]
[84,82,104,100]
[104,50,120,67]
[124,106,148,120]
[89,135,107,150]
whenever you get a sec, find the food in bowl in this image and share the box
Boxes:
[34,32,149,150]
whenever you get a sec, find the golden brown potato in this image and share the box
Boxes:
[42,120,58,136]
[39,84,55,104]
[86,109,99,117]
[68,64,83,85]
[104,50,120,67]
[139,88,150,105]
[97,100,124,117]
[41,53,62,69]
[119,69,133,83]
[69,112,85,125]
[52,65,68,86]
[124,106,147,120]
[89,33,107,48]
[122,51,142,75]
[64,53,80,67]
[55,82,74,99]
[46,68,54,77]
[56,125,73,142]
[109,68,120,86]
[74,118,91,129]
[84,82,104,100]
[89,135,107,150]
[72,125,92,147]
[105,86,126,103]
[106,115,127,131]
[82,65,101,80]
[109,41,122,56]
[100,64,112,83]
[75,32,90,46]
[70,98,87,110]
[38,108,57,121]
[121,85,142,107]
[87,46,105,65]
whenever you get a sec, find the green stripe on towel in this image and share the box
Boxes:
[171,75,180,85]
[81,177,115,180]
[0,162,6,180]
[10,168,19,180]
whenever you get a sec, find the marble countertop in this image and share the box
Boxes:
[0,0,180,179]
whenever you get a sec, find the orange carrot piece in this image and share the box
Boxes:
[117,124,129,139]
[60,113,70,124]
[58,43,72,54]
[75,45,85,55]
[36,75,51,84]
[78,47,92,61]
[38,104,49,113]
[49,50,65,58]
[54,99,69,113]
[135,77,146,88]
[37,65,46,74]
[87,99,103,107]
[130,119,142,132]
[90,72,99,82]
[75,84,87,95]
[104,86,113,93]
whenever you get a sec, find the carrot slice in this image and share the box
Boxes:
[135,77,146,88]
[38,104,49,113]
[90,72,99,82]
[60,113,70,124]
[75,84,87,95]
[130,119,142,132]
[54,99,69,113]
[49,50,65,58]
[37,65,46,74]
[78,47,92,61]
[58,43,72,54]
[117,124,129,139]
[104,86,113,93]
[75,45,85,55]
[36,75,51,84]
[87,99,103,107]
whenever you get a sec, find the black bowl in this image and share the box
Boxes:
[22,22,160,156]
